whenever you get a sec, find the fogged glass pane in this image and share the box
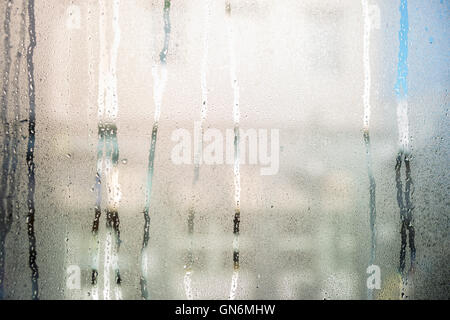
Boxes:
[0,0,448,300]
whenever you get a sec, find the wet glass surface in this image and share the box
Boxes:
[0,0,448,300]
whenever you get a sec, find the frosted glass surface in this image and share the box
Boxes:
[0,0,448,300]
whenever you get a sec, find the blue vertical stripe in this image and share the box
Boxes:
[395,0,409,98]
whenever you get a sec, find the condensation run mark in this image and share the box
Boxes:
[25,0,40,301]
[361,0,377,301]
[394,0,416,299]
[183,0,211,301]
[0,0,13,300]
[226,2,241,301]
[140,0,171,300]
[0,0,27,300]
[183,208,195,300]
[90,0,123,301]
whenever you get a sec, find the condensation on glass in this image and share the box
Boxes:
[0,0,448,300]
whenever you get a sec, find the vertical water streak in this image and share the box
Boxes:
[394,0,416,299]
[183,208,195,300]
[26,0,39,300]
[103,124,122,300]
[0,0,27,300]
[226,2,241,301]
[362,0,372,132]
[110,134,122,300]
[395,1,409,100]
[90,0,107,299]
[140,0,171,300]
[102,125,113,300]
[11,0,27,187]
[90,0,108,299]
[184,0,211,300]
[395,0,410,153]
[194,0,211,181]
[361,0,377,300]
[90,125,104,300]
[101,126,122,300]
[108,0,121,120]
[105,0,122,300]
[91,0,122,300]
[0,0,13,300]
[395,150,416,299]
[9,0,27,244]
[395,153,406,269]
[404,157,415,271]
